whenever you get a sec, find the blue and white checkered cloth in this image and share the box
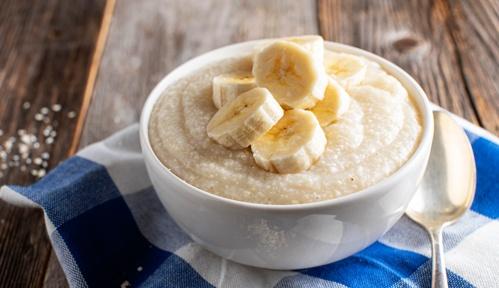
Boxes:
[1,113,498,288]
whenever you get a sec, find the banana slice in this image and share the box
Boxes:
[283,35,324,61]
[324,50,367,88]
[212,72,257,109]
[254,35,324,61]
[251,109,327,174]
[253,40,327,109]
[207,87,283,149]
[311,77,351,127]
[361,67,408,100]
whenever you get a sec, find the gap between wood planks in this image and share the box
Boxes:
[68,0,117,156]
[40,1,117,287]
[0,0,111,287]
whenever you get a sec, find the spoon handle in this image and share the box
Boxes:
[429,227,448,288]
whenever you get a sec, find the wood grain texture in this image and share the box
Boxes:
[79,0,318,147]
[318,0,490,128]
[43,251,68,288]
[0,0,106,287]
[447,0,498,134]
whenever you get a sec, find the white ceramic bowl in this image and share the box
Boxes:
[140,40,434,270]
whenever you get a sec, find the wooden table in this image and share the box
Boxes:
[0,0,497,286]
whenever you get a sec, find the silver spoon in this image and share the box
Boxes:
[406,110,476,288]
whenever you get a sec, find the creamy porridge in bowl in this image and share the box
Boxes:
[149,36,422,205]
[140,36,433,269]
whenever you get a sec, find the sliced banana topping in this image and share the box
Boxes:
[253,40,327,109]
[207,87,284,149]
[212,72,257,109]
[324,50,367,88]
[283,35,324,61]
[254,35,324,63]
[205,36,409,175]
[251,109,327,174]
[311,77,351,127]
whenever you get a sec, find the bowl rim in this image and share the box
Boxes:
[140,39,434,211]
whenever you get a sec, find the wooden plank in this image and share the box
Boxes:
[0,0,107,287]
[78,0,319,147]
[447,0,498,134]
[318,0,482,126]
[43,251,68,288]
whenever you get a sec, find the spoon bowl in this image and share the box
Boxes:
[406,110,476,287]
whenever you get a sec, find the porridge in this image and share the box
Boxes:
[149,36,422,205]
